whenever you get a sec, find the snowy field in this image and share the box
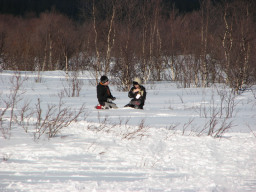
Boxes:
[0,70,256,192]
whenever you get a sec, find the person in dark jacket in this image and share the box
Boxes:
[96,75,117,109]
[124,77,146,109]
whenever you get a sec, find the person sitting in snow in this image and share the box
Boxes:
[96,75,117,109]
[124,77,146,109]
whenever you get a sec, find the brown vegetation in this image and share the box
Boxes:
[0,0,255,91]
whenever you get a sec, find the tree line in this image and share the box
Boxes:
[0,0,255,91]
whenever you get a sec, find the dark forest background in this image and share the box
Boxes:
[0,0,201,20]
[0,0,256,92]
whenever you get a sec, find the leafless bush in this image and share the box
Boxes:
[213,119,233,138]
[62,72,84,97]
[0,97,11,139]
[197,103,234,138]
[87,112,111,132]
[249,87,256,99]
[206,110,219,136]
[87,113,128,134]
[122,119,149,140]
[86,115,149,141]
[8,72,27,130]
[0,72,27,139]
[216,87,239,118]
[247,124,256,138]
[34,98,55,140]
[165,123,180,139]
[198,88,238,119]
[194,88,237,137]
[16,100,35,133]
[199,113,234,138]
[182,118,194,135]
[34,96,86,140]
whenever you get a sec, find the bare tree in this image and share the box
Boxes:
[0,0,255,88]
[0,16,6,67]
[2,17,35,70]
[92,0,101,84]
[217,0,255,92]
[199,0,211,87]
[105,0,116,74]
[162,7,180,81]
[141,0,164,82]
[34,12,77,74]
[232,0,255,92]
[111,0,141,91]
[55,17,79,75]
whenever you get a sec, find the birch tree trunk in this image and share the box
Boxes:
[105,5,116,74]
[222,5,233,86]
[93,0,100,84]
[200,0,210,87]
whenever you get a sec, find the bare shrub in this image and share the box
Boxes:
[0,72,27,139]
[34,98,55,140]
[86,115,149,141]
[165,123,180,139]
[247,124,256,138]
[206,111,219,136]
[198,88,238,119]
[87,112,110,132]
[0,96,11,139]
[122,119,149,140]
[194,88,237,137]
[213,119,233,138]
[34,96,86,140]
[8,72,27,130]
[199,113,234,138]
[16,100,35,133]
[249,86,256,99]
[182,118,195,135]
[62,72,84,97]
[216,87,239,118]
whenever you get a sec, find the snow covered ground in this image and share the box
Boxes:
[0,70,256,192]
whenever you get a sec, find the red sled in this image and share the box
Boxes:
[95,104,104,109]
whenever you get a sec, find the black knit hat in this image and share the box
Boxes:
[100,75,109,83]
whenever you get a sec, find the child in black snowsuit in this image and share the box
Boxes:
[96,75,117,109]
[124,77,146,109]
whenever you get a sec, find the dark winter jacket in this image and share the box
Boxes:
[128,85,146,106]
[97,82,114,106]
